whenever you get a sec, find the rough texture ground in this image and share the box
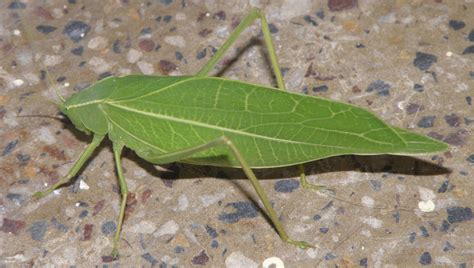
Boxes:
[0,0,473,267]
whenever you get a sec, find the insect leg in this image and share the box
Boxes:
[195,8,322,190]
[148,136,314,249]
[196,8,283,89]
[254,10,329,193]
[111,143,128,258]
[33,134,105,199]
[298,165,329,192]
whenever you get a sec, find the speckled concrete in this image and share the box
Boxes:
[1,0,473,267]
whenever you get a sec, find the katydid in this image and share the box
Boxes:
[33,9,448,257]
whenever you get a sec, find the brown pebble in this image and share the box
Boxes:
[444,129,468,146]
[34,6,54,20]
[328,0,358,11]
[124,192,137,220]
[191,250,210,265]
[199,28,212,38]
[82,223,93,241]
[141,189,152,203]
[138,39,155,52]
[158,60,178,75]
[93,200,105,216]
[42,145,67,161]
[1,218,26,235]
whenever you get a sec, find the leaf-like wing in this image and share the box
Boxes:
[390,127,448,154]
[101,76,447,168]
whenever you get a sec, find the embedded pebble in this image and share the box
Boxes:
[154,220,179,237]
[369,180,382,191]
[175,12,186,21]
[35,127,56,145]
[63,21,91,42]
[79,180,89,190]
[36,25,57,34]
[160,0,173,5]
[361,196,375,208]
[88,36,108,50]
[87,57,114,74]
[413,83,424,92]
[274,179,299,193]
[129,220,157,234]
[218,202,258,223]
[30,220,48,241]
[361,217,382,228]
[138,39,155,52]
[467,154,474,163]
[462,45,474,55]
[324,252,336,260]
[444,113,460,127]
[51,218,68,233]
[468,29,474,41]
[174,194,189,211]
[2,140,18,156]
[71,46,84,56]
[225,251,258,268]
[1,218,26,235]
[6,192,26,205]
[141,253,159,266]
[420,226,429,237]
[16,50,33,65]
[417,116,436,128]
[447,206,473,223]
[101,221,116,235]
[12,79,24,87]
[23,72,40,85]
[306,248,318,258]
[205,225,218,239]
[137,61,155,75]
[262,257,284,268]
[57,246,78,266]
[8,1,26,9]
[366,80,391,96]
[312,85,328,93]
[164,35,186,48]
[4,112,19,127]
[418,187,436,201]
[200,192,226,207]
[443,241,455,252]
[434,256,454,265]
[413,52,437,70]
[285,69,305,90]
[409,232,417,243]
[191,250,209,265]
[438,180,450,193]
[280,0,313,19]
[328,0,358,11]
[448,20,465,30]
[44,55,63,67]
[379,12,397,24]
[418,200,436,212]
[419,252,432,265]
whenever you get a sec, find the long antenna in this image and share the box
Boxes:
[16,5,66,107]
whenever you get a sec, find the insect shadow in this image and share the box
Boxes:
[214,37,276,81]
[130,150,451,185]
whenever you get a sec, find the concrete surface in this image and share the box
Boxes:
[0,0,473,267]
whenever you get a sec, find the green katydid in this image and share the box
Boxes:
[33,9,448,257]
